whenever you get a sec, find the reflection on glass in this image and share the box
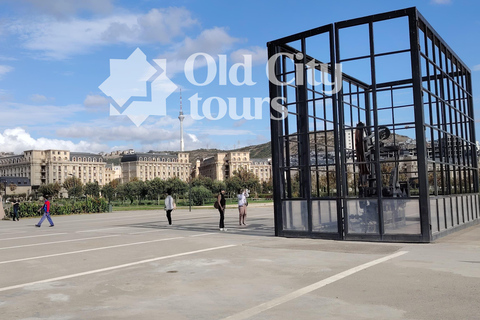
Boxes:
[282,200,308,231]
[430,199,439,234]
[383,199,420,234]
[346,200,379,234]
[445,197,452,228]
[312,200,337,233]
[438,198,445,231]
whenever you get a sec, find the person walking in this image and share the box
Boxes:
[217,189,227,231]
[164,190,175,225]
[12,198,20,221]
[237,189,247,226]
[35,197,54,227]
[243,188,249,224]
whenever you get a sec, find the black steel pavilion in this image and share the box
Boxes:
[267,7,478,242]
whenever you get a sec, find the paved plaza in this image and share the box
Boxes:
[1,204,479,319]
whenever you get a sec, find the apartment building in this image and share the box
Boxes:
[197,151,271,182]
[0,150,107,188]
[250,158,272,182]
[120,152,191,182]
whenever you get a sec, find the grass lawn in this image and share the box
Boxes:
[112,199,273,211]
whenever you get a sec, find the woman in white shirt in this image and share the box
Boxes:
[237,189,247,226]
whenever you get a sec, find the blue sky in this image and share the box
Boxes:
[0,0,479,154]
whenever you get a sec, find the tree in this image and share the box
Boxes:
[136,180,149,204]
[225,176,242,197]
[63,176,83,199]
[38,182,62,199]
[191,176,214,191]
[84,181,100,198]
[110,178,121,189]
[165,177,188,196]
[147,178,165,204]
[233,167,256,183]
[261,178,273,194]
[188,186,212,206]
[122,181,136,204]
[101,182,116,204]
[233,167,260,194]
[212,180,226,194]
[8,183,17,195]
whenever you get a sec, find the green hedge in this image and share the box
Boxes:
[5,198,108,219]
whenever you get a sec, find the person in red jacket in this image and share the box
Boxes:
[35,197,54,227]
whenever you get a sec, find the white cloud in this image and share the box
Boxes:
[21,0,114,18]
[84,94,110,110]
[0,127,108,154]
[6,7,198,59]
[473,64,480,71]
[0,101,83,126]
[233,119,247,127]
[55,121,202,152]
[193,128,255,136]
[0,65,13,78]
[430,0,452,4]
[29,94,54,103]
[230,46,267,65]
[0,56,17,61]
[160,27,241,75]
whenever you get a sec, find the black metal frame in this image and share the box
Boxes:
[267,7,478,242]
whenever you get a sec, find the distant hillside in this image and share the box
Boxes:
[148,143,272,162]
[105,131,412,164]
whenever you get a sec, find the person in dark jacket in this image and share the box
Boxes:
[12,199,20,221]
[217,189,227,231]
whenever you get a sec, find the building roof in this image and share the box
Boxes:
[121,153,178,163]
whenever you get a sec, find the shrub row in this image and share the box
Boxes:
[4,198,108,219]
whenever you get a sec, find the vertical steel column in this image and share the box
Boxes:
[267,43,284,236]
[296,38,312,233]
[333,23,345,238]
[409,9,431,242]
[466,70,479,194]
[368,21,384,238]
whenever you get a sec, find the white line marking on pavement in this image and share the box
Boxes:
[0,237,185,265]
[0,244,237,292]
[0,231,27,235]
[0,235,119,251]
[222,250,408,320]
[76,227,130,233]
[0,233,68,241]
[128,230,164,235]
[189,233,216,237]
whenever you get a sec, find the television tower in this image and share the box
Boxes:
[178,89,185,152]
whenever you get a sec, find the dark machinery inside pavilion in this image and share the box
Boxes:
[267,7,478,242]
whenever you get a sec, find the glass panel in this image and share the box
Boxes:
[473,195,480,218]
[430,198,439,234]
[472,195,477,220]
[312,200,338,233]
[383,199,421,235]
[282,200,308,231]
[462,196,468,224]
[438,198,446,231]
[445,197,452,228]
[452,196,459,226]
[346,199,379,234]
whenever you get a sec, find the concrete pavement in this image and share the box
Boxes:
[0,204,479,319]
